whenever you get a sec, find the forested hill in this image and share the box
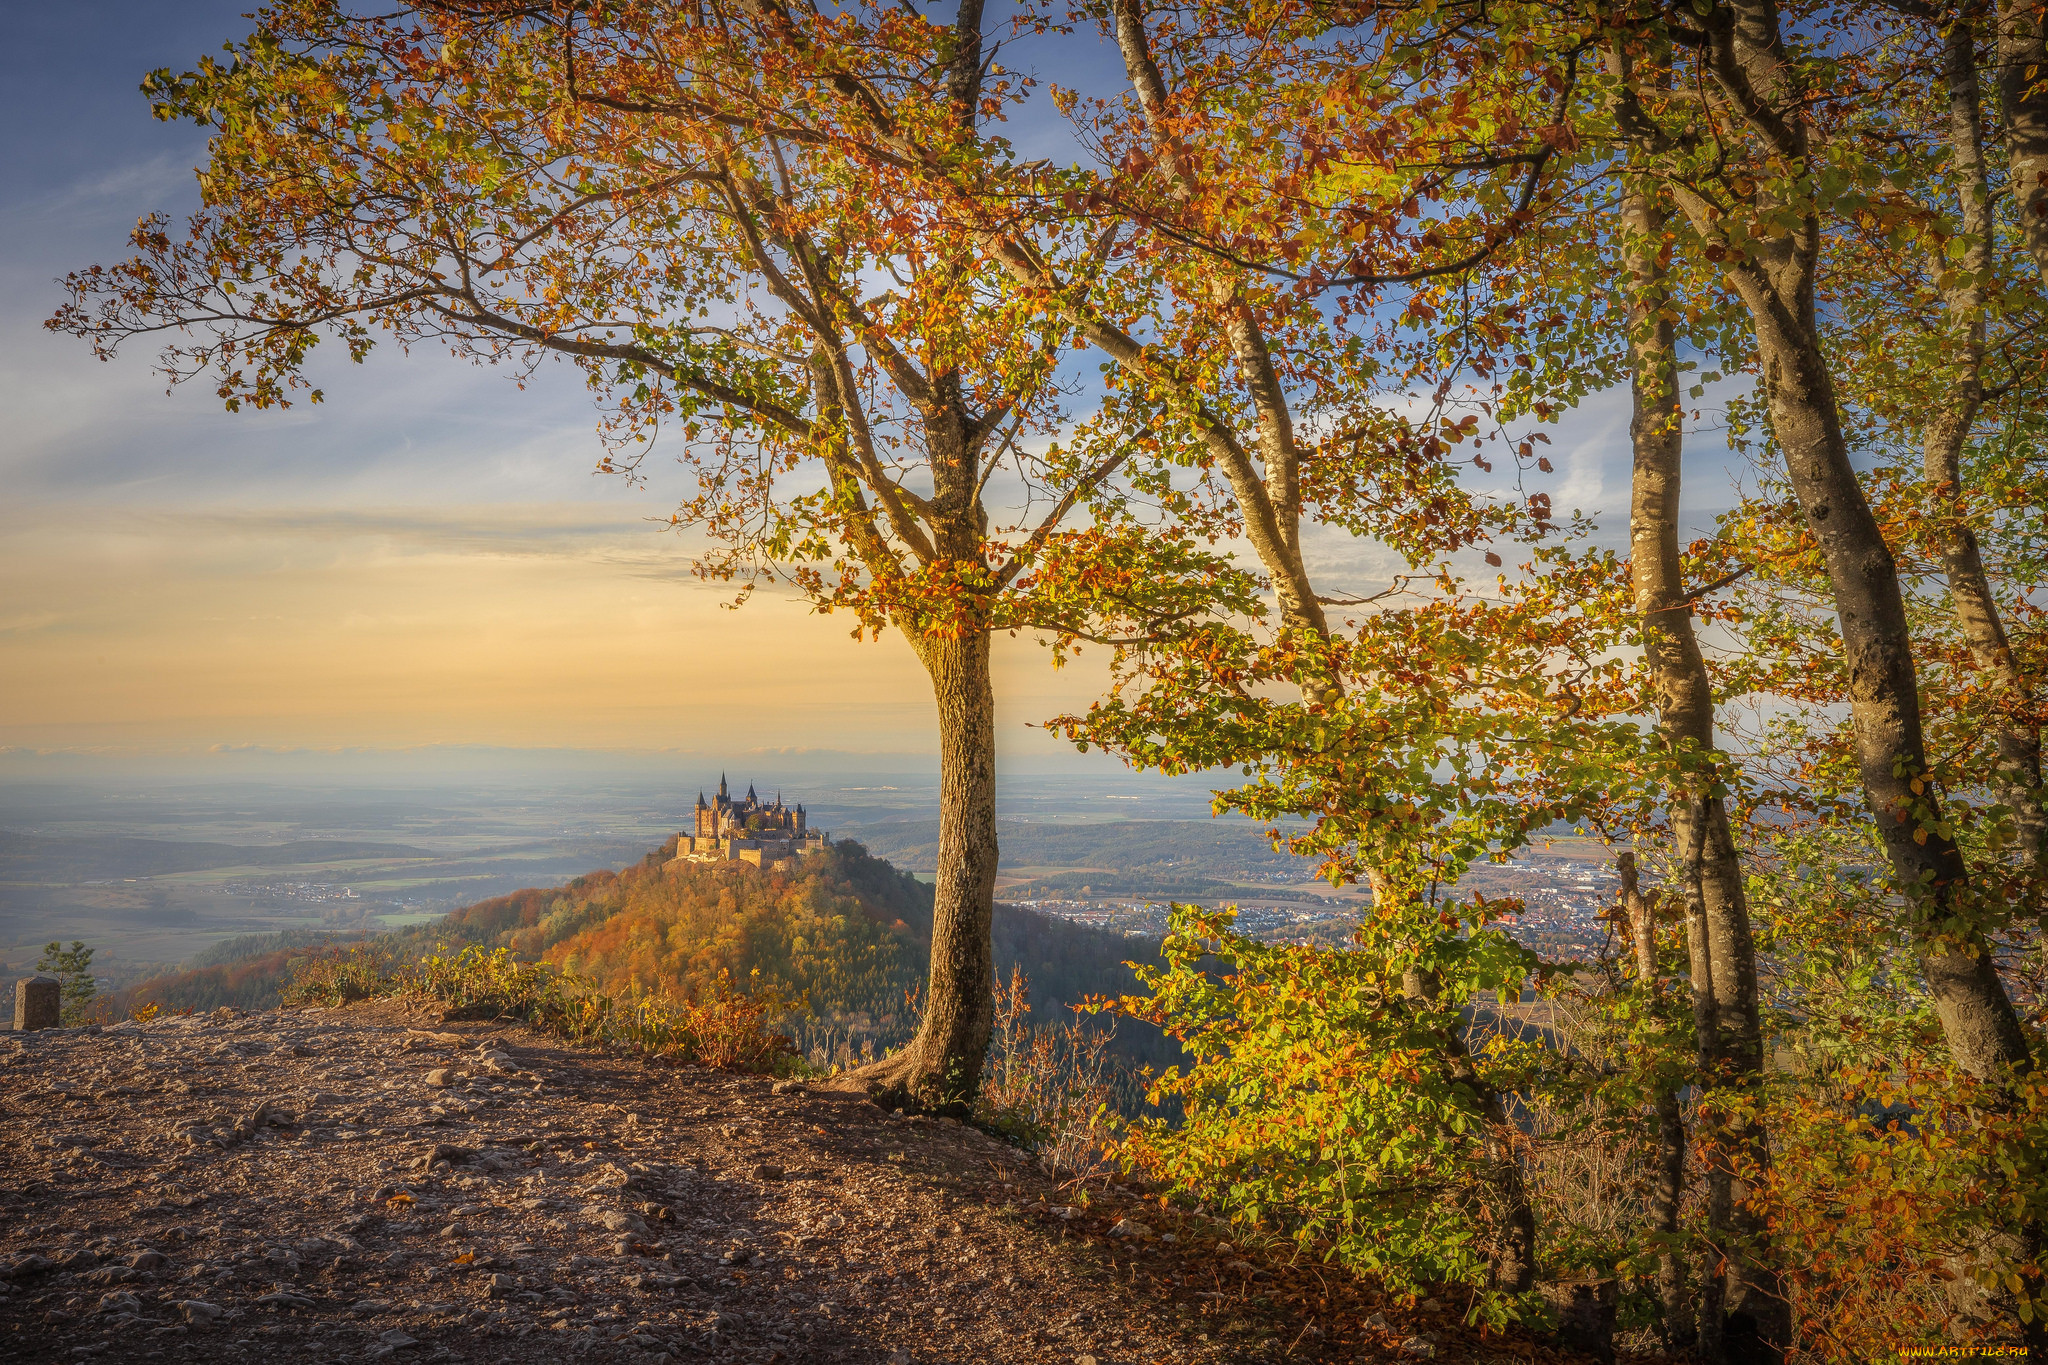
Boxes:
[113,841,1170,1065]
[426,840,1170,1064]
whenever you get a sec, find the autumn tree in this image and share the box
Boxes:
[1016,0,2047,1345]
[1592,0,2035,1091]
[1010,0,2048,1346]
[995,0,1643,1301]
[1817,2,2048,907]
[1575,1,2046,1353]
[1601,47,1780,1360]
[47,0,1255,1109]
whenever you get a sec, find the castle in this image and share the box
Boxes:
[669,775,828,870]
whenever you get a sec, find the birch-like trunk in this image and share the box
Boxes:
[1618,853,1692,1349]
[1628,0,2036,1140]
[1652,8,2047,1336]
[1935,13,2048,889]
[1618,167,1780,1359]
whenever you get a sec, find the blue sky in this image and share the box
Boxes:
[0,4,1730,781]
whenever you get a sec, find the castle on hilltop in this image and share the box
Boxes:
[669,774,828,870]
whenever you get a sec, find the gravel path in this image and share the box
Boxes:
[0,1000,1515,1364]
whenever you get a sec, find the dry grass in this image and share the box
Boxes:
[975,966,1122,1179]
[283,943,799,1073]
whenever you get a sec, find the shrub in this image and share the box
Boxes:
[280,943,394,1007]
[282,944,798,1074]
[36,940,98,1025]
[1098,903,1551,1323]
[975,966,1120,1178]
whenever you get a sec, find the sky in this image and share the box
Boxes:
[0,3,1715,786]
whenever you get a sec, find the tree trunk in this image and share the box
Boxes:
[1672,0,2035,1102]
[1733,285,2034,1082]
[1618,854,1694,1351]
[1735,201,2048,1365]
[1695,66,2046,1322]
[1618,167,1778,1361]
[1996,0,2048,284]
[849,627,999,1113]
[1941,10,2048,890]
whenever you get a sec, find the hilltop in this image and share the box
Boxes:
[108,843,1179,1074]
[0,1000,1541,1364]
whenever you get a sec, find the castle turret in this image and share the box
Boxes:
[719,772,729,799]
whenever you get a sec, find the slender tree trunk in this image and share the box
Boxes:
[1618,165,1778,1361]
[1619,2,2041,1292]
[1618,853,1694,1352]
[1732,291,2033,1081]
[1735,213,2048,1365]
[852,627,999,1112]
[1724,142,2048,1365]
[1996,0,2048,284]
[1940,11,2048,889]
[1688,8,2048,1311]
[1686,0,2035,1100]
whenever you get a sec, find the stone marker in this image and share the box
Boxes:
[14,976,59,1032]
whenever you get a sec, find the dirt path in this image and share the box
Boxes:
[0,1000,1533,1364]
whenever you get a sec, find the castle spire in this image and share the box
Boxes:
[696,791,708,809]
[718,772,728,799]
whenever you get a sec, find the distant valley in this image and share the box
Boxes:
[0,776,1631,1005]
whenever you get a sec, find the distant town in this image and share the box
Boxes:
[1006,849,1628,962]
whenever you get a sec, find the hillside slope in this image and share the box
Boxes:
[428,841,1174,1069]
[111,843,1174,1070]
[0,1000,1528,1364]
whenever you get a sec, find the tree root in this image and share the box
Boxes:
[830,1047,973,1119]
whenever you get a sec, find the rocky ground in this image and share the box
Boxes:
[0,1000,1577,1364]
